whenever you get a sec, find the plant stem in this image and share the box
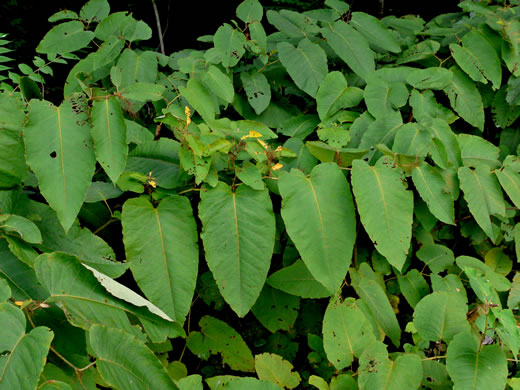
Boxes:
[151,0,166,55]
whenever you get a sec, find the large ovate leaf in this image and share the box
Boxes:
[186,315,254,372]
[91,96,128,183]
[322,20,375,80]
[0,303,53,390]
[201,65,234,104]
[0,93,26,189]
[444,66,484,131]
[255,353,301,389]
[266,259,330,299]
[213,24,246,68]
[406,67,453,90]
[351,158,413,271]
[179,79,216,122]
[413,291,469,342]
[89,324,177,390]
[251,285,300,333]
[458,166,505,242]
[199,183,275,317]
[323,298,375,370]
[36,21,94,54]
[358,341,422,390]
[350,12,401,53]
[316,71,363,121]
[241,71,271,115]
[412,163,455,225]
[278,163,356,294]
[496,165,520,209]
[351,276,401,347]
[446,330,507,390]
[450,29,501,89]
[34,252,176,338]
[397,269,430,308]
[277,39,328,98]
[122,196,198,323]
[24,99,96,233]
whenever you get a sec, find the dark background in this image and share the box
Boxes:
[1,0,461,64]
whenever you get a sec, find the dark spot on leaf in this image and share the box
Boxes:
[50,151,57,158]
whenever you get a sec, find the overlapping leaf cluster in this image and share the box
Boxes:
[2,0,520,388]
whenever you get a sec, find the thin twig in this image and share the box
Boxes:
[151,0,166,55]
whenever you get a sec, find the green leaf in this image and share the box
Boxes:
[0,214,41,244]
[412,163,455,225]
[48,10,79,23]
[201,65,234,104]
[316,71,363,121]
[350,12,400,53]
[179,79,215,122]
[413,291,469,342]
[409,90,458,124]
[351,276,401,347]
[206,376,282,390]
[24,99,96,233]
[492,86,520,128]
[450,29,501,89]
[80,0,110,22]
[91,96,127,183]
[458,166,505,242]
[416,244,455,274]
[25,200,126,278]
[251,285,300,333]
[358,341,422,390]
[364,77,408,119]
[496,166,520,209]
[458,134,500,169]
[508,273,520,309]
[267,259,330,299]
[199,183,275,317]
[84,181,122,203]
[213,24,246,68]
[125,139,185,190]
[240,71,271,115]
[94,12,151,42]
[277,39,328,98]
[278,163,356,294]
[115,49,157,89]
[82,263,172,323]
[322,21,375,80]
[0,93,26,188]
[236,0,263,23]
[323,298,375,369]
[122,196,198,323]
[423,118,461,169]
[444,66,484,131]
[255,353,301,389]
[0,304,53,390]
[36,21,94,54]
[446,330,507,390]
[406,67,453,90]
[120,82,165,102]
[89,324,177,390]
[397,269,429,308]
[0,279,10,301]
[236,162,265,190]
[0,240,48,301]
[351,159,413,271]
[34,252,175,337]
[187,315,254,372]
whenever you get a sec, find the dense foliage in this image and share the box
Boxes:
[2,0,520,388]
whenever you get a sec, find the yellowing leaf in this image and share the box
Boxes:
[272,163,283,171]
[241,130,264,140]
